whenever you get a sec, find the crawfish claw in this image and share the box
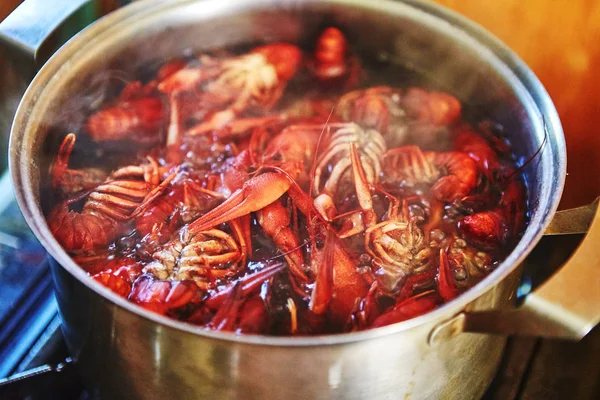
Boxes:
[187,172,291,233]
[438,248,459,302]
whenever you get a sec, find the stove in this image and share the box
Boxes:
[0,172,85,399]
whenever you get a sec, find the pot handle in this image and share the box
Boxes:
[429,198,600,344]
[0,0,99,73]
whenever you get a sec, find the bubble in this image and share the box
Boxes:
[454,239,467,248]
[474,252,489,269]
[453,268,467,281]
[430,228,446,242]
[359,253,371,263]
[409,204,425,219]
[450,246,462,256]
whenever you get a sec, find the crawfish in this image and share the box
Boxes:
[144,219,248,290]
[336,86,462,148]
[129,233,283,317]
[400,87,462,127]
[310,27,361,88]
[457,118,541,251]
[129,275,205,315]
[312,122,387,220]
[206,286,269,334]
[452,123,504,182]
[135,173,225,248]
[369,291,441,328]
[158,43,302,135]
[50,133,107,194]
[77,252,142,297]
[367,247,464,329]
[458,178,526,251]
[339,144,434,293]
[86,79,168,144]
[257,122,323,188]
[383,145,477,202]
[336,86,407,146]
[48,135,177,252]
[189,262,286,331]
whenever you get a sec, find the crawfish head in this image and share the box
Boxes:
[251,43,303,82]
[401,88,462,127]
[337,87,408,144]
[314,27,348,78]
[86,96,167,144]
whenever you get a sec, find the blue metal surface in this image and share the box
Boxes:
[0,172,58,379]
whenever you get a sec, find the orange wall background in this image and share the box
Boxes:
[436,0,600,209]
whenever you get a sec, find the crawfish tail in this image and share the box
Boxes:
[204,262,285,309]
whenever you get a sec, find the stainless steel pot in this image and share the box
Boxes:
[3,0,600,399]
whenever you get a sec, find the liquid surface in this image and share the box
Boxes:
[44,28,527,335]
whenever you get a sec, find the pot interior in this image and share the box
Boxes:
[11,0,564,339]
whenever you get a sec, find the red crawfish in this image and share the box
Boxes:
[48,134,177,252]
[76,253,142,298]
[383,145,477,202]
[339,144,434,294]
[336,86,462,148]
[142,218,249,291]
[452,123,505,183]
[158,43,302,135]
[310,27,361,88]
[49,133,107,195]
[130,262,284,318]
[312,122,387,221]
[367,248,462,329]
[458,179,526,251]
[85,60,186,144]
[86,80,167,144]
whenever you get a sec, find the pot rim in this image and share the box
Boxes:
[9,0,565,346]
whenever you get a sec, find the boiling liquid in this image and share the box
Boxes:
[44,40,527,335]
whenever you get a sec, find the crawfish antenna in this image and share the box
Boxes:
[308,105,336,198]
[505,114,548,182]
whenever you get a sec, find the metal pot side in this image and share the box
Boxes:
[9,1,565,399]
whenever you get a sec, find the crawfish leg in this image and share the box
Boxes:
[338,143,379,238]
[166,93,184,164]
[257,199,308,282]
[129,169,179,219]
[208,283,244,331]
